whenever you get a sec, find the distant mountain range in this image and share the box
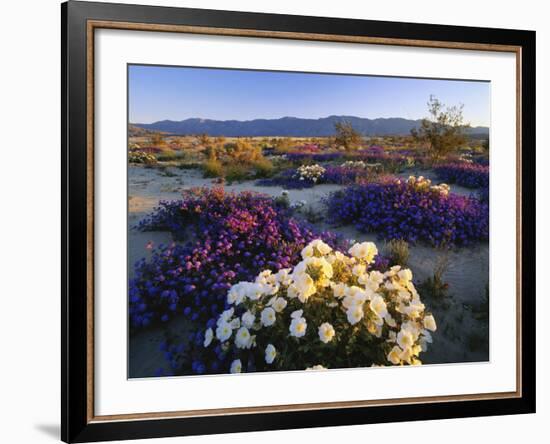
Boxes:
[131,115,489,137]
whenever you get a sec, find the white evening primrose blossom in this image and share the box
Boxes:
[331,282,346,298]
[294,273,316,303]
[348,241,378,263]
[265,344,277,364]
[352,264,367,277]
[203,328,213,347]
[275,268,292,286]
[387,345,403,365]
[246,282,266,301]
[369,294,388,319]
[398,268,413,282]
[289,317,307,337]
[215,321,232,342]
[290,309,303,319]
[315,240,333,256]
[230,359,242,373]
[423,314,437,331]
[346,305,364,325]
[218,308,234,325]
[318,322,336,343]
[397,328,416,351]
[287,284,299,299]
[235,326,252,349]
[301,244,314,259]
[261,307,276,327]
[241,310,255,329]
[272,297,288,313]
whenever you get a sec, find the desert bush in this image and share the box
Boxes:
[202,158,224,178]
[187,240,436,374]
[252,158,275,178]
[224,163,249,182]
[386,239,410,267]
[156,149,179,162]
[326,176,489,246]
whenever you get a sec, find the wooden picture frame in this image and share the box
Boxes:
[62,1,536,442]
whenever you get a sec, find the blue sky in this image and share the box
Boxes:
[129,65,490,127]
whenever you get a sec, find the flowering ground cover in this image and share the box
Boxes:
[161,239,436,375]
[434,162,489,189]
[326,176,489,246]
[258,163,375,188]
[129,187,343,329]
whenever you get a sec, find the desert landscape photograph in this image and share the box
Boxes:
[127,64,490,378]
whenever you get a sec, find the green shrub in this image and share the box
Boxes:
[386,239,410,267]
[419,253,450,300]
[202,159,224,178]
[225,163,250,182]
[253,158,274,178]
[156,149,178,162]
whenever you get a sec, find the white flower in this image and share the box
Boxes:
[387,345,403,365]
[290,309,303,319]
[309,239,332,255]
[318,322,336,343]
[227,286,245,305]
[348,241,378,263]
[287,284,299,299]
[289,317,307,337]
[352,264,367,277]
[241,310,255,329]
[215,321,232,342]
[346,305,364,325]
[246,282,267,300]
[230,359,242,373]
[331,282,346,298]
[272,297,288,313]
[294,273,316,302]
[265,344,277,364]
[235,326,253,349]
[275,268,292,286]
[261,307,276,327]
[230,318,241,329]
[397,328,415,351]
[301,244,314,259]
[369,294,388,319]
[423,314,437,331]
[398,269,413,282]
[217,308,234,326]
[203,328,213,347]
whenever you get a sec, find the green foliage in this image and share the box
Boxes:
[224,163,250,182]
[419,253,450,300]
[202,158,224,178]
[155,149,178,162]
[410,95,470,159]
[252,158,275,178]
[386,239,410,267]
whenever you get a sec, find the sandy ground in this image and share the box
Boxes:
[128,165,489,377]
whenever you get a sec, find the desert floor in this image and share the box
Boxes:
[128,165,489,378]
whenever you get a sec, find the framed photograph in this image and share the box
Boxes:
[62,1,536,442]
